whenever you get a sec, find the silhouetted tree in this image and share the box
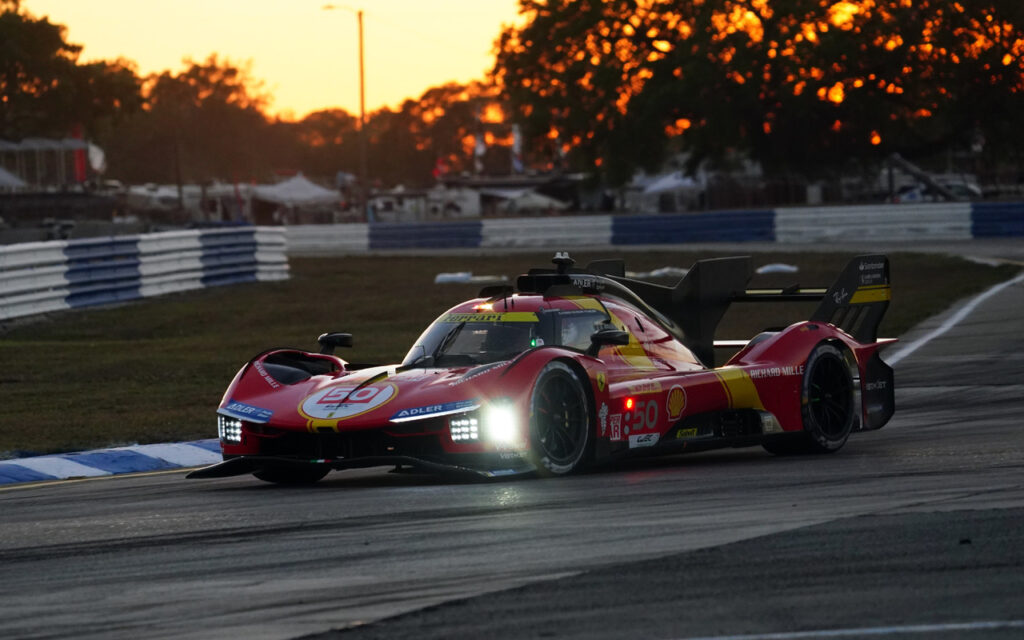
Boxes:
[494,0,1024,184]
[0,1,141,140]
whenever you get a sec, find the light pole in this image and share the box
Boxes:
[322,4,369,220]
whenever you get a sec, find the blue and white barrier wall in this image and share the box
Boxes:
[0,440,222,485]
[286,201,1023,253]
[0,227,288,321]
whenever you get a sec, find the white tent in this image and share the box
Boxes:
[642,171,701,195]
[253,173,338,207]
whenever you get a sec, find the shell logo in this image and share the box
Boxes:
[667,385,687,420]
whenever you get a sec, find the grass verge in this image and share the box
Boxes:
[1,250,1018,456]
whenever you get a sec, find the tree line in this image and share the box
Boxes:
[3,0,1023,191]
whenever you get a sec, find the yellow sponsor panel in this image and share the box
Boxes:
[714,368,765,411]
[676,427,698,439]
[442,312,538,323]
[850,285,891,304]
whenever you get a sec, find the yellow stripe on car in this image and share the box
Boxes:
[850,285,891,304]
[714,368,765,411]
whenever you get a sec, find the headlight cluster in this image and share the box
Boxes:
[448,401,520,446]
[449,416,479,442]
[218,415,243,444]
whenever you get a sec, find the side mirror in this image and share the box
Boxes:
[585,328,630,356]
[318,332,353,355]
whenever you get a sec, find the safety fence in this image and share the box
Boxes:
[287,201,1023,253]
[0,227,288,321]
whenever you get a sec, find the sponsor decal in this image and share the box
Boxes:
[675,427,698,439]
[667,385,686,420]
[857,260,887,285]
[628,433,660,449]
[221,400,274,423]
[442,312,537,323]
[570,276,605,291]
[252,360,280,389]
[626,398,659,432]
[749,365,805,380]
[865,380,888,391]
[627,380,661,395]
[449,361,509,386]
[832,287,850,304]
[609,414,623,441]
[596,372,607,393]
[598,402,609,436]
[301,383,397,420]
[390,399,479,422]
[851,285,891,304]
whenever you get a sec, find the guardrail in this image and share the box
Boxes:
[286,201,1023,253]
[0,227,288,321]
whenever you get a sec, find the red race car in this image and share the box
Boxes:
[188,253,895,484]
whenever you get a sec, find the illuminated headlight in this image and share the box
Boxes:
[449,416,480,442]
[218,415,243,444]
[482,402,519,446]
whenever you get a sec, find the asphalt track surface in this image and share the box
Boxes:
[1,244,1022,640]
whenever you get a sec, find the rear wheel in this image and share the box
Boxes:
[764,342,855,455]
[253,465,330,485]
[529,361,592,475]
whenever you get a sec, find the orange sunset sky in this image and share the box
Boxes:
[23,0,522,119]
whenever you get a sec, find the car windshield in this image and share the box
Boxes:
[402,308,614,367]
[403,311,542,367]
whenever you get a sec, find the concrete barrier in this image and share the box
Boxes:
[286,223,369,254]
[613,210,775,244]
[776,203,973,242]
[283,201,1020,254]
[0,227,288,322]
[972,202,1024,237]
[481,215,613,248]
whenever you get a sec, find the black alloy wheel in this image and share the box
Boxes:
[529,361,592,475]
[764,342,856,455]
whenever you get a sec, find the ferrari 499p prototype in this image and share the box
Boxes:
[189,253,895,484]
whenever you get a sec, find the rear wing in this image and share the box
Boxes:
[514,253,890,367]
[808,255,890,343]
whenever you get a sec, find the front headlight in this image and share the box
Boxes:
[482,402,519,446]
[218,415,243,444]
[449,415,480,442]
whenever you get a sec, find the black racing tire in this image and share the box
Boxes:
[253,465,330,485]
[528,360,593,476]
[763,342,856,455]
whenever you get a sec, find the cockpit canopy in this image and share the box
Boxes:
[402,305,611,367]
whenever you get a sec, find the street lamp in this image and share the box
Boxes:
[322,4,369,220]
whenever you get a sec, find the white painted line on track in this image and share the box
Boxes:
[886,271,1024,366]
[675,619,1024,639]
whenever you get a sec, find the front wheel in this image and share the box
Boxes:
[528,361,592,475]
[764,342,856,455]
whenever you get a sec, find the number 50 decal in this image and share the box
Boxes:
[301,384,398,420]
[629,398,659,432]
